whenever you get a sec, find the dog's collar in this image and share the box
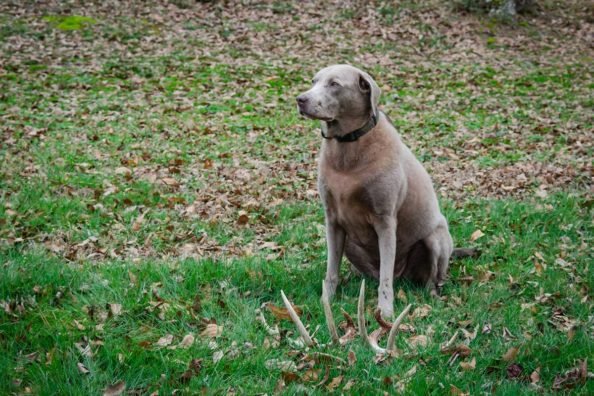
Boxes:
[321,113,378,143]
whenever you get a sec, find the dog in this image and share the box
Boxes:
[297,64,454,318]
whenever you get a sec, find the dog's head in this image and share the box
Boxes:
[296,65,380,123]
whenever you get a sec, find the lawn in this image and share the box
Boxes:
[0,0,592,394]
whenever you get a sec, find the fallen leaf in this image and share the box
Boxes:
[408,335,429,348]
[179,333,195,349]
[265,359,297,373]
[507,363,523,379]
[161,177,179,187]
[397,289,407,303]
[530,367,541,384]
[302,368,320,382]
[103,381,126,396]
[180,358,202,383]
[460,357,476,371]
[347,350,357,366]
[441,344,471,357]
[237,211,249,225]
[282,371,299,384]
[108,303,122,317]
[482,323,492,334]
[326,375,343,392]
[156,334,173,347]
[77,362,90,374]
[266,303,302,321]
[449,384,468,395]
[343,379,356,391]
[502,347,519,362]
[412,304,432,318]
[470,229,485,242]
[115,167,131,176]
[131,211,146,232]
[213,350,224,363]
[201,323,223,338]
[73,319,86,330]
[75,342,93,358]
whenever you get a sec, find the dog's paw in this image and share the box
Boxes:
[377,303,393,319]
[377,285,394,318]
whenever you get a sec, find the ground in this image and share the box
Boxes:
[0,0,592,394]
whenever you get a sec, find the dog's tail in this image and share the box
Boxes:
[451,247,480,259]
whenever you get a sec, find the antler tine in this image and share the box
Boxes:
[280,290,314,347]
[321,280,339,344]
[357,280,368,340]
[386,303,412,352]
[357,280,387,354]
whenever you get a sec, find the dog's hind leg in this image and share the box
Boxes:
[424,224,453,296]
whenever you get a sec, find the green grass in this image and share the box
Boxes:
[0,0,592,394]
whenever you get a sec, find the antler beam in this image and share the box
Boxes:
[280,290,314,347]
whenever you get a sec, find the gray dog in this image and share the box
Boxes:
[297,64,455,318]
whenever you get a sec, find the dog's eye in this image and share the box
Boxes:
[330,81,340,87]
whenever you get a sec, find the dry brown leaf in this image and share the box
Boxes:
[441,344,471,357]
[460,357,476,371]
[412,304,432,318]
[507,363,523,379]
[397,289,407,303]
[347,350,357,366]
[302,368,320,382]
[470,229,485,242]
[180,358,203,384]
[73,319,86,330]
[282,371,299,384]
[77,362,90,374]
[200,323,223,338]
[108,303,122,317]
[343,379,356,391]
[213,350,224,363]
[265,359,297,373]
[155,334,173,347]
[179,333,195,349]
[266,303,302,321]
[131,211,146,232]
[161,177,179,187]
[502,347,519,362]
[530,367,541,384]
[408,335,429,348]
[103,381,126,396]
[449,384,468,395]
[325,375,343,392]
[114,167,131,176]
[482,323,492,334]
[237,211,249,225]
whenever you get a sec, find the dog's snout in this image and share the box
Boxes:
[296,95,308,106]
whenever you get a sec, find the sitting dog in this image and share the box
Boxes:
[297,64,454,318]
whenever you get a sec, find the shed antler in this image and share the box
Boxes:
[358,280,412,354]
[280,280,412,354]
[321,280,340,344]
[280,290,314,347]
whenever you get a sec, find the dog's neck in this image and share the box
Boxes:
[321,112,378,143]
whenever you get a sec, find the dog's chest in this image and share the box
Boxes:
[320,169,374,230]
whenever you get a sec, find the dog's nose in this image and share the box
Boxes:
[296,95,308,106]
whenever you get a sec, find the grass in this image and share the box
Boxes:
[0,0,592,394]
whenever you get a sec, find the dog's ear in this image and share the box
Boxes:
[358,72,381,118]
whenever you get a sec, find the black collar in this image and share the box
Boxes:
[321,113,378,143]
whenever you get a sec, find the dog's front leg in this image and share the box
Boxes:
[374,216,396,318]
[324,218,345,300]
